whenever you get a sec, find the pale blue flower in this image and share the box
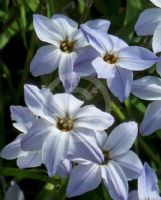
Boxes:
[17,84,114,176]
[135,0,161,53]
[30,14,110,92]
[67,122,143,200]
[131,76,161,135]
[78,24,157,101]
[128,162,161,200]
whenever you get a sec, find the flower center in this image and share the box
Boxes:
[102,150,110,164]
[57,117,73,132]
[60,40,74,53]
[103,53,117,64]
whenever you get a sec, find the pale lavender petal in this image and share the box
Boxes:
[153,24,161,53]
[74,46,98,76]
[80,24,114,54]
[104,122,138,157]
[33,14,62,46]
[113,150,143,180]
[117,46,158,71]
[95,131,108,148]
[107,67,133,102]
[140,101,161,136]
[58,52,79,92]
[109,35,128,50]
[17,151,42,168]
[30,45,61,77]
[24,84,55,119]
[52,93,84,117]
[74,105,114,131]
[138,162,160,199]
[4,181,25,200]
[67,163,101,197]
[56,159,72,178]
[51,14,78,40]
[21,119,52,151]
[101,161,128,200]
[0,134,23,159]
[132,76,161,100]
[69,128,104,163]
[92,57,116,79]
[42,132,69,176]
[128,191,139,200]
[10,106,35,133]
[134,8,161,35]
[156,56,161,76]
[150,0,161,8]
[52,14,78,27]
[85,19,111,32]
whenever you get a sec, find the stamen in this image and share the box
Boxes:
[102,150,110,164]
[57,116,73,132]
[60,40,74,53]
[103,53,117,64]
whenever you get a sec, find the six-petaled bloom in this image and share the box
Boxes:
[12,84,114,176]
[76,24,158,101]
[66,122,143,200]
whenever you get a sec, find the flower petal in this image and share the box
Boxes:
[153,24,161,53]
[74,46,98,76]
[58,52,79,92]
[51,14,78,40]
[10,106,35,133]
[66,163,101,197]
[101,161,128,200]
[109,35,128,50]
[134,8,161,35]
[156,56,161,76]
[113,150,143,180]
[0,134,23,159]
[69,128,104,163]
[85,19,111,32]
[80,24,114,54]
[24,84,54,120]
[42,132,69,176]
[95,131,108,148]
[128,191,139,200]
[107,67,133,102]
[21,119,52,151]
[4,181,25,200]
[104,122,138,157]
[132,76,161,100]
[117,46,158,71]
[92,57,116,79]
[138,162,160,199]
[56,159,72,178]
[140,101,161,136]
[17,151,42,169]
[74,105,114,131]
[52,93,84,117]
[150,0,161,8]
[33,14,62,45]
[30,45,60,77]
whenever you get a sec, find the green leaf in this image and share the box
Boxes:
[0,21,19,49]
[78,0,86,14]
[124,0,141,25]
[0,168,60,183]
[25,0,39,12]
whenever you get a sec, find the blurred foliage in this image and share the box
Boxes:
[0,0,161,199]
